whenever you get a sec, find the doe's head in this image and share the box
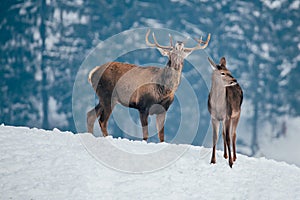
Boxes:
[208,57,237,87]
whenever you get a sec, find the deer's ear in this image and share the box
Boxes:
[183,51,192,58]
[157,47,169,57]
[208,57,217,70]
[220,57,226,67]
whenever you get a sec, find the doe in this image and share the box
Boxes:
[208,57,243,167]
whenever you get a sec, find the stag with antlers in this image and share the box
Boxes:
[87,30,210,142]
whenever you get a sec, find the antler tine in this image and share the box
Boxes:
[194,35,208,44]
[152,32,172,49]
[208,57,217,68]
[169,33,173,47]
[184,33,211,51]
[145,29,156,47]
[145,29,172,49]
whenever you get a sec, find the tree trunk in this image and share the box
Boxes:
[40,0,49,129]
[251,100,259,156]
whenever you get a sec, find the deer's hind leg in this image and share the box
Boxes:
[224,118,233,168]
[231,114,240,162]
[87,103,103,134]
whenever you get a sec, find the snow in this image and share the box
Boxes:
[141,18,164,29]
[279,59,293,77]
[290,0,300,9]
[170,0,192,7]
[48,96,68,127]
[262,0,284,9]
[1,125,300,199]
[259,117,300,167]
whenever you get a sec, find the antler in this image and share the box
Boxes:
[169,33,173,47]
[145,29,172,49]
[184,33,211,52]
[146,30,211,51]
[208,57,217,68]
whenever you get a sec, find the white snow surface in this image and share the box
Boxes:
[1,125,300,200]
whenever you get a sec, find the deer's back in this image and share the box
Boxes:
[89,62,136,89]
[90,62,168,109]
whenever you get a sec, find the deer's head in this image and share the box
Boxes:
[208,57,237,87]
[146,30,210,70]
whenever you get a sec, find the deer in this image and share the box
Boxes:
[207,57,243,168]
[87,29,211,142]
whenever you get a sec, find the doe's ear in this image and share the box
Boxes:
[208,57,217,70]
[157,47,169,57]
[220,57,226,67]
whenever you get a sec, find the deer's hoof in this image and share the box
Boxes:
[229,159,233,168]
[210,158,216,164]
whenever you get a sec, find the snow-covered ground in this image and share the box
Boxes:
[1,125,300,199]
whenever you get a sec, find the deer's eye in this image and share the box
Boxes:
[221,72,225,76]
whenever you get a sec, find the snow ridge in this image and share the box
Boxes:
[0,125,300,199]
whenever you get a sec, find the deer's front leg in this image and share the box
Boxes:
[222,126,228,159]
[211,118,220,164]
[139,111,149,141]
[156,112,166,142]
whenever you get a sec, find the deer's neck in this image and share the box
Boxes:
[209,74,227,118]
[161,60,183,93]
[211,80,226,100]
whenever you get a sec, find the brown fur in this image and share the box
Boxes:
[87,62,175,140]
[87,31,210,141]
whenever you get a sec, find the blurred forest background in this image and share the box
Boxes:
[1,0,299,160]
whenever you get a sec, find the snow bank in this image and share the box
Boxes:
[0,125,299,199]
